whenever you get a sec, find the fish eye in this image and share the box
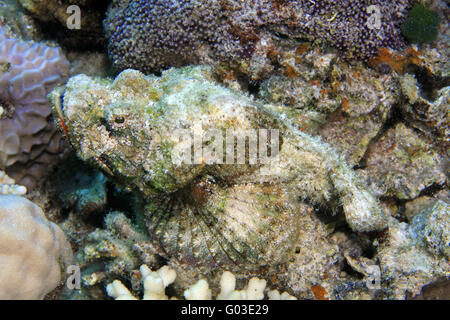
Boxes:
[114,116,125,124]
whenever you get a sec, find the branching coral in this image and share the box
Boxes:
[107,265,296,300]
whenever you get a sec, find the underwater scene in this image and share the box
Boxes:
[0,0,448,302]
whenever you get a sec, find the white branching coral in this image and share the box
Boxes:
[107,265,177,300]
[184,279,212,300]
[107,265,297,300]
[216,271,266,300]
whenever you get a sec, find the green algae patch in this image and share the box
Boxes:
[402,4,441,43]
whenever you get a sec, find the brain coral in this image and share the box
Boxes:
[0,195,73,299]
[0,27,69,189]
[105,0,413,74]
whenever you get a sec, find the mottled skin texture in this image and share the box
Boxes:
[105,0,413,74]
[50,66,387,276]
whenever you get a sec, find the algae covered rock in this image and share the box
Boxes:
[259,47,402,167]
[318,62,399,166]
[360,123,447,199]
[400,73,449,148]
[420,201,450,258]
[377,201,450,299]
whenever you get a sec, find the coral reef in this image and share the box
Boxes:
[0,26,69,189]
[53,62,450,299]
[417,0,449,79]
[107,264,296,300]
[105,0,414,75]
[259,47,401,166]
[78,212,152,279]
[46,64,409,300]
[0,195,73,299]
[65,198,346,299]
[0,0,445,301]
[107,265,177,300]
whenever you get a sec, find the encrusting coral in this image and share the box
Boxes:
[50,65,386,278]
[0,195,73,299]
[107,264,296,300]
[105,0,414,75]
[0,26,69,189]
[259,46,401,167]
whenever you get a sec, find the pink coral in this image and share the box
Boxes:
[0,27,69,189]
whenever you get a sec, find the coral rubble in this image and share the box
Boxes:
[360,123,447,200]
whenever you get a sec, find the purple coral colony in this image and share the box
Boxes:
[0,0,449,302]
